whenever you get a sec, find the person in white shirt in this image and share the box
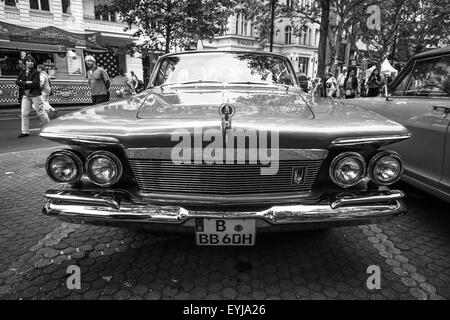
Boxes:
[325,73,337,98]
[336,67,348,98]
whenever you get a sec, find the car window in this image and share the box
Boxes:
[151,52,297,87]
[391,65,412,96]
[404,56,450,97]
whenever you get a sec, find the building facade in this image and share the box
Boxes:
[207,0,320,79]
[0,0,142,106]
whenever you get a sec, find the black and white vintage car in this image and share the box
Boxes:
[40,51,410,246]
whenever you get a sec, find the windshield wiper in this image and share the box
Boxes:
[161,80,223,88]
[227,82,290,90]
[226,81,270,85]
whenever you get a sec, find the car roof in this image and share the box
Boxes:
[412,46,450,60]
[160,50,290,60]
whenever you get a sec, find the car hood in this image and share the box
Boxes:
[40,89,410,149]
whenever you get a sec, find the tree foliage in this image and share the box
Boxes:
[104,0,236,53]
[358,0,450,61]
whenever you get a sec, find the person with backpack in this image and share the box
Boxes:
[37,64,58,118]
[16,55,50,138]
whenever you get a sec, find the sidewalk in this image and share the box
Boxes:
[0,104,90,116]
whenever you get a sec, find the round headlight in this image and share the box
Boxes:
[46,150,83,183]
[86,151,123,186]
[369,151,403,185]
[329,152,366,188]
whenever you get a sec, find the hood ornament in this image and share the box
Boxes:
[218,103,235,136]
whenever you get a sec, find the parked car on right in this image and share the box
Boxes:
[345,47,450,202]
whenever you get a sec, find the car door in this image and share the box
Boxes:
[351,55,450,189]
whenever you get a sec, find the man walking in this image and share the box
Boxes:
[85,55,111,105]
[37,64,58,118]
[16,55,50,138]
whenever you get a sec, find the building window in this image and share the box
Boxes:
[308,28,312,46]
[298,57,309,74]
[5,0,17,7]
[315,29,319,46]
[285,26,292,44]
[286,0,295,9]
[61,0,71,14]
[235,13,250,36]
[94,0,117,22]
[29,0,50,11]
[303,28,308,45]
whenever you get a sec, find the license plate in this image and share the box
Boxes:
[195,218,256,246]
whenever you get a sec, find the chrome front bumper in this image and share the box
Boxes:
[42,189,406,232]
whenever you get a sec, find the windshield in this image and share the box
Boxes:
[152,52,298,88]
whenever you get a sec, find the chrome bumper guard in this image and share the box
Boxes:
[43,189,406,230]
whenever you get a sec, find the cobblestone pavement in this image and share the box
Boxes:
[0,148,448,300]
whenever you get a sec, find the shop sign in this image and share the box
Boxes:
[9,26,86,47]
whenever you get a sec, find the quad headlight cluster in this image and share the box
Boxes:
[46,150,123,187]
[329,150,403,188]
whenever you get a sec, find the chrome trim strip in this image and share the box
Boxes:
[44,190,120,210]
[330,190,405,209]
[43,190,405,225]
[331,134,412,146]
[39,133,119,144]
[126,148,329,160]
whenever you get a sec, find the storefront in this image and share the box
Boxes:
[0,22,130,107]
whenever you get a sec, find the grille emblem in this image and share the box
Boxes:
[292,167,306,185]
[218,103,235,135]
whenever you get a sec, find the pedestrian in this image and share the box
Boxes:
[343,69,359,99]
[17,59,26,106]
[16,55,50,138]
[360,78,367,97]
[325,72,337,98]
[85,55,111,105]
[130,71,140,93]
[125,72,136,95]
[307,77,312,93]
[336,66,347,98]
[37,64,58,118]
[367,68,382,97]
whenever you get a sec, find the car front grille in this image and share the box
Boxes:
[128,159,323,195]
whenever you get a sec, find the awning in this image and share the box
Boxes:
[0,41,67,53]
[0,23,104,50]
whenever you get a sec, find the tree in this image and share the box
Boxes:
[397,0,450,60]
[357,0,409,62]
[103,0,236,54]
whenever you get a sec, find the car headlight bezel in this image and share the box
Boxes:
[46,150,83,184]
[369,151,403,186]
[329,152,366,188]
[85,151,123,187]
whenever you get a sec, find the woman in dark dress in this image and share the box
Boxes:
[367,68,382,97]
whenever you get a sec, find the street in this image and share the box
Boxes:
[0,108,78,154]
[0,134,448,300]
